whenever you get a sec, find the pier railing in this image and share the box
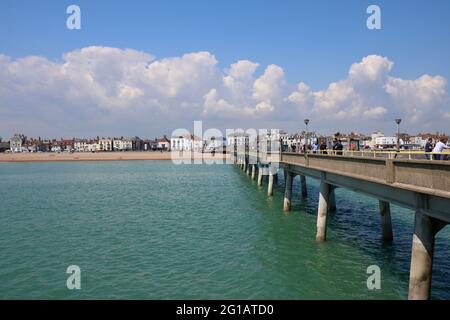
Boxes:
[279,152,450,199]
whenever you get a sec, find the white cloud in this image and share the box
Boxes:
[363,106,388,119]
[385,74,447,122]
[287,55,448,129]
[227,60,259,79]
[0,48,448,137]
[252,64,286,102]
[349,55,393,84]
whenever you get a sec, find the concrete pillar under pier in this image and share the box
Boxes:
[283,171,293,211]
[316,181,331,242]
[379,200,393,241]
[408,212,447,300]
[257,166,263,186]
[251,164,256,180]
[243,160,247,172]
[328,187,336,212]
[246,161,251,175]
[300,175,307,197]
[267,166,274,197]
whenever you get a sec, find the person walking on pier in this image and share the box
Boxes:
[319,140,327,154]
[332,139,343,155]
[312,141,318,154]
[432,138,450,160]
[425,137,433,160]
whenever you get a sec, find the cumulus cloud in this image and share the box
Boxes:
[0,47,448,137]
[385,74,447,122]
[363,106,388,119]
[288,55,448,129]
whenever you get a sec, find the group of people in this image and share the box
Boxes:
[425,137,450,160]
[286,136,449,161]
[289,139,343,155]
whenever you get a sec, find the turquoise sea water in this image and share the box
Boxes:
[0,161,449,299]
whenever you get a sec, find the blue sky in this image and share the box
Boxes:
[0,0,449,137]
[2,0,449,88]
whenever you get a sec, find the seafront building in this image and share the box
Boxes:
[156,136,171,150]
[1,131,448,153]
[171,134,203,151]
[9,134,24,152]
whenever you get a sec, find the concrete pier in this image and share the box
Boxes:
[283,171,293,211]
[316,181,331,242]
[300,175,307,197]
[235,150,450,299]
[379,200,393,241]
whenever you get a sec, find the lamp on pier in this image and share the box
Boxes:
[395,118,402,152]
[304,119,310,153]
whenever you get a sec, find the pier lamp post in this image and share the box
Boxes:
[395,118,402,152]
[304,119,310,154]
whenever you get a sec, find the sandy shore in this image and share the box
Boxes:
[0,151,230,163]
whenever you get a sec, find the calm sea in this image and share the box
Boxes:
[0,161,449,299]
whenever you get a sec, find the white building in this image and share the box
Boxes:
[369,131,385,148]
[204,136,225,152]
[171,134,193,151]
[113,138,132,151]
[375,136,403,148]
[227,133,249,147]
[410,135,428,148]
[10,134,24,152]
[98,138,112,151]
[74,139,89,152]
[156,136,171,150]
[74,140,98,152]
[171,134,204,152]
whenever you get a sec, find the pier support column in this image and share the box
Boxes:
[379,200,393,241]
[246,161,251,175]
[316,181,331,242]
[283,172,293,211]
[257,166,263,186]
[328,187,336,212]
[243,160,247,173]
[300,175,307,197]
[408,212,447,300]
[267,167,274,197]
[251,164,256,180]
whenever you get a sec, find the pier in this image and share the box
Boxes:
[233,149,450,300]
